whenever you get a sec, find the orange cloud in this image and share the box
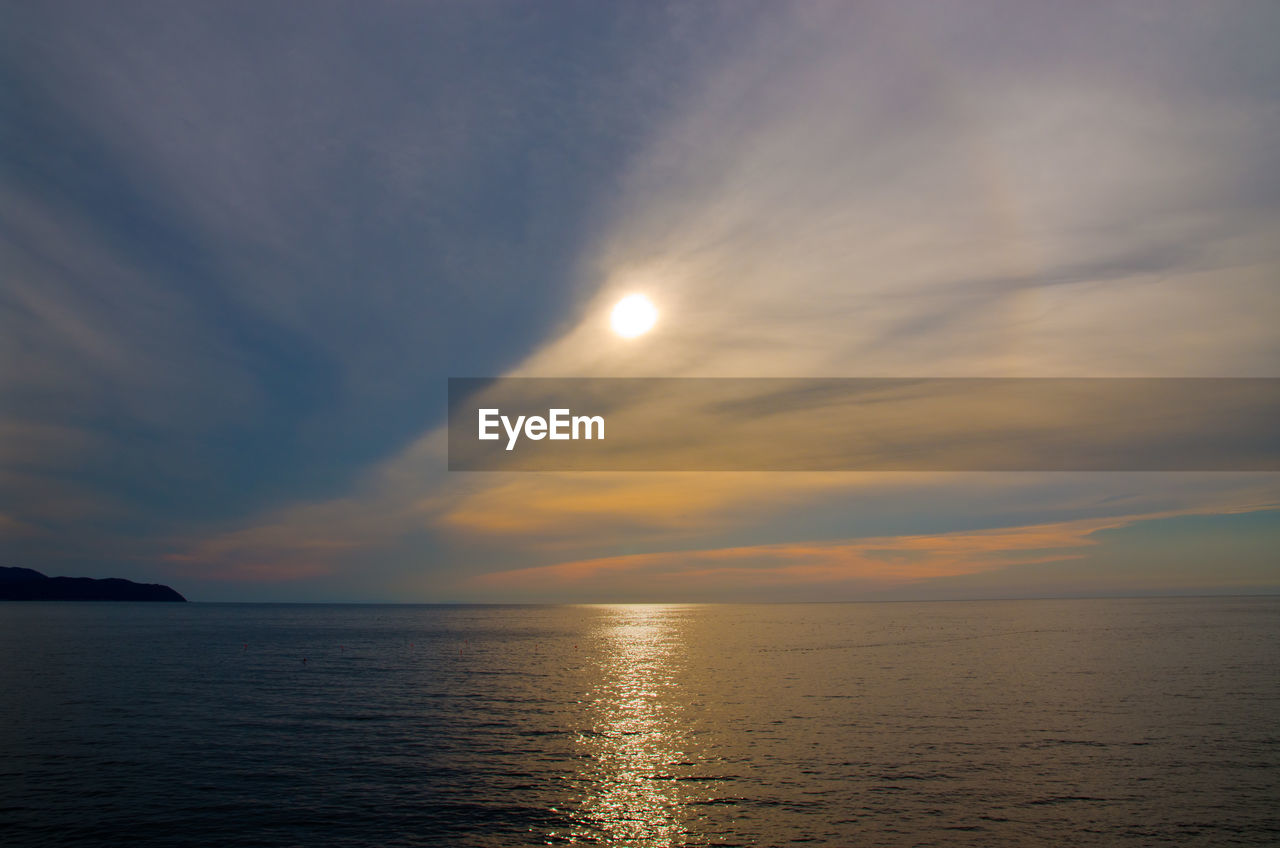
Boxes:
[0,510,42,538]
[470,508,1263,598]
[436,471,853,548]
[161,521,361,582]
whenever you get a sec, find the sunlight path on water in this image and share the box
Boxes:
[562,605,692,846]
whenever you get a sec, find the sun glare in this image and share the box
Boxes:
[610,294,658,338]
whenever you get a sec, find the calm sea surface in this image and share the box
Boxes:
[1,599,1278,846]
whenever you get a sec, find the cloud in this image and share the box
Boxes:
[0,511,41,539]
[9,2,1278,597]
[161,528,354,583]
[470,504,1279,601]
[510,3,1279,383]
[2,2,724,558]
[434,471,851,548]
[169,3,1280,594]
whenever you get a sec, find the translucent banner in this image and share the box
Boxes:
[447,378,1280,471]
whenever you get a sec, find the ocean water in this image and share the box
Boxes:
[1,598,1277,846]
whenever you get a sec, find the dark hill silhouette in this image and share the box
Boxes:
[0,566,186,602]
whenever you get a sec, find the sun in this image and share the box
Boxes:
[610,294,658,338]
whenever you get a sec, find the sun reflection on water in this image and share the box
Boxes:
[557,605,694,847]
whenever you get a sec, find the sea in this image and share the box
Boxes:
[1,598,1277,846]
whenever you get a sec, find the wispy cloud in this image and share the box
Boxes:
[471,503,1279,601]
[3,2,713,564]
[7,2,1278,597]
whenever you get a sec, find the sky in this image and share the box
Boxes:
[2,0,1278,602]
